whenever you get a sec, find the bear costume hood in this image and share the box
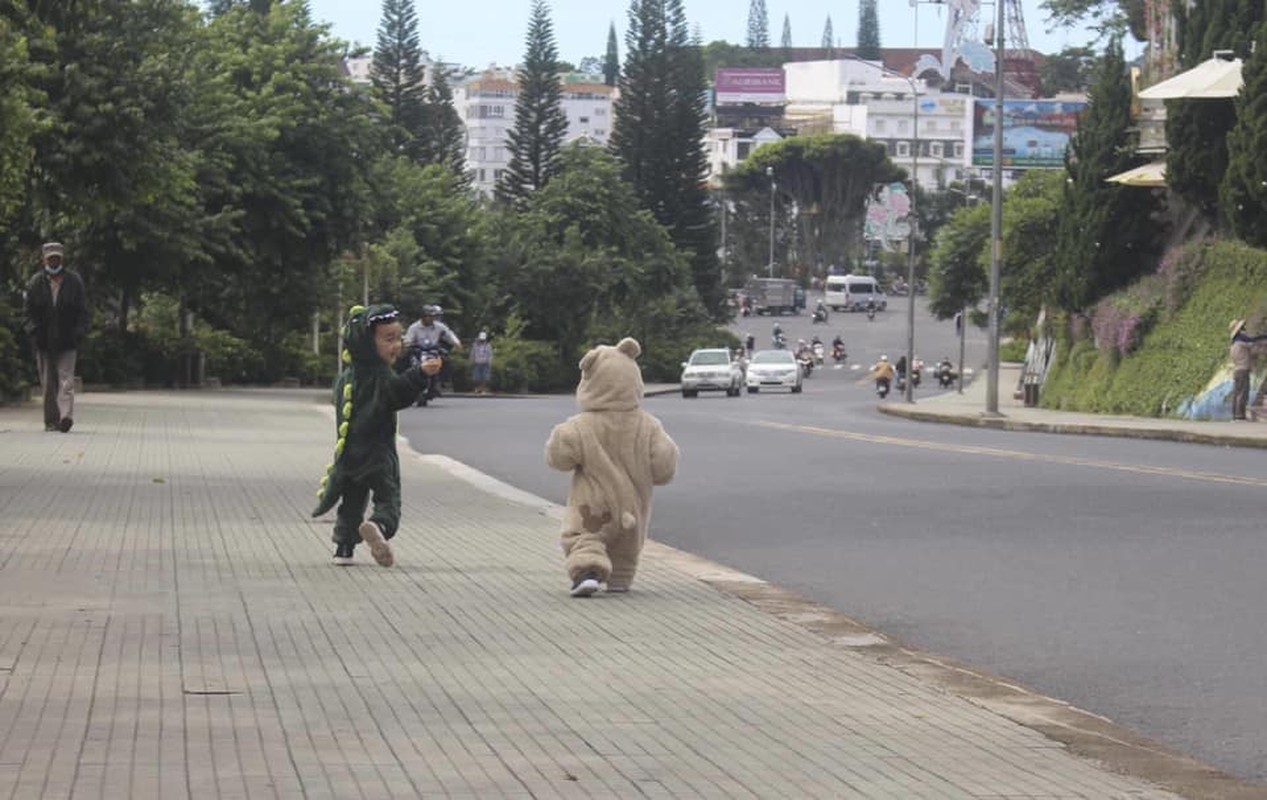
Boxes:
[576,337,644,412]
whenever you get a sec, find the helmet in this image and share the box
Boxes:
[880,355,888,362]
[421,305,438,317]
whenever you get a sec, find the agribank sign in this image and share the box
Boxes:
[715,68,786,105]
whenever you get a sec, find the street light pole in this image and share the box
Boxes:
[766,166,776,278]
[985,0,1005,415]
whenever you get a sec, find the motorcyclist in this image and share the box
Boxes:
[870,355,895,397]
[772,322,786,349]
[911,355,924,388]
[404,305,462,400]
[831,334,846,361]
[936,356,956,387]
[865,297,877,318]
[813,298,828,322]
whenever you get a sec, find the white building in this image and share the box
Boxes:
[781,59,974,189]
[457,70,615,197]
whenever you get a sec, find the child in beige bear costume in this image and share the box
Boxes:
[546,337,679,597]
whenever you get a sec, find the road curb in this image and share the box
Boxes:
[876,403,1267,450]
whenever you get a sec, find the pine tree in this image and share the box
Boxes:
[370,0,428,163]
[421,64,468,182]
[857,0,881,60]
[746,0,769,48]
[604,22,620,86]
[498,0,569,204]
[611,0,723,317]
[1220,20,1267,247]
[781,13,792,51]
[821,16,834,59]
[1053,38,1160,310]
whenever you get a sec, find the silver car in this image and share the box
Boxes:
[680,348,744,398]
[745,349,803,393]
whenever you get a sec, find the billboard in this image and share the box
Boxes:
[715,68,785,106]
[971,99,1087,169]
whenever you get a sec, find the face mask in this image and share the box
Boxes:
[44,263,64,276]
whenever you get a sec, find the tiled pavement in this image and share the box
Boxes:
[0,390,1243,799]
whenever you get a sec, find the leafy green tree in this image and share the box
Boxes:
[1039,46,1097,95]
[1039,0,1147,40]
[1055,38,1160,310]
[746,0,769,48]
[420,64,468,181]
[1000,171,1065,322]
[13,0,208,331]
[928,202,990,319]
[1219,20,1267,247]
[856,0,881,60]
[604,22,620,85]
[370,0,429,164]
[821,16,835,58]
[497,0,568,204]
[0,15,38,229]
[499,145,700,363]
[189,3,380,371]
[612,0,723,316]
[723,135,903,279]
[1166,0,1264,216]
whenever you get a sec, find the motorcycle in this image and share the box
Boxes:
[866,303,876,321]
[772,333,787,350]
[812,342,825,366]
[797,352,814,378]
[407,340,451,407]
[811,307,828,324]
[935,362,956,388]
[911,359,923,389]
[876,377,890,399]
[831,342,847,363]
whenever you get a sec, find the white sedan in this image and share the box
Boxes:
[680,348,744,398]
[745,349,803,393]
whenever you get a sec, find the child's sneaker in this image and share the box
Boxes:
[332,542,355,566]
[569,572,601,598]
[358,521,394,567]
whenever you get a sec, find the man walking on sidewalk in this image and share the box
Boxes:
[23,242,89,432]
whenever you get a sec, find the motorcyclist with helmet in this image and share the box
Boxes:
[404,305,462,402]
[831,334,846,362]
[870,354,895,398]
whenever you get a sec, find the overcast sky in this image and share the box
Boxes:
[307,0,1115,69]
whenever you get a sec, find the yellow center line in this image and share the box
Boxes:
[753,420,1267,488]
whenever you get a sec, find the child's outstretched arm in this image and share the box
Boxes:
[545,420,581,472]
[649,418,678,486]
[383,362,434,410]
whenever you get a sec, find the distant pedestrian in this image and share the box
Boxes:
[22,242,89,433]
[1228,319,1267,420]
[313,304,440,566]
[470,331,493,394]
[744,333,755,356]
[545,338,678,597]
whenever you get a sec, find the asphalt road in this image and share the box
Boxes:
[400,302,1267,786]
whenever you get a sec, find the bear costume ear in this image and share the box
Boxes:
[616,337,641,360]
[578,347,600,373]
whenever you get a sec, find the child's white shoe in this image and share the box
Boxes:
[358,521,394,567]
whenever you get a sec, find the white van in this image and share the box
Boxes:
[824,274,887,312]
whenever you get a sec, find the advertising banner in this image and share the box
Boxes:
[971,98,1086,169]
[715,68,786,106]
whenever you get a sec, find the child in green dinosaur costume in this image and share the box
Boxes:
[312,304,440,566]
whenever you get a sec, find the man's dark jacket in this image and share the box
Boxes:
[23,270,89,354]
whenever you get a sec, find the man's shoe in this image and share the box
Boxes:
[358,521,394,567]
[58,417,73,433]
[570,572,601,598]
[332,543,355,566]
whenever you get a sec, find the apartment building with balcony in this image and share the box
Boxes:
[457,70,615,197]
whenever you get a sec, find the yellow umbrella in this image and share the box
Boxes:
[1138,55,1243,100]
[1106,160,1167,187]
